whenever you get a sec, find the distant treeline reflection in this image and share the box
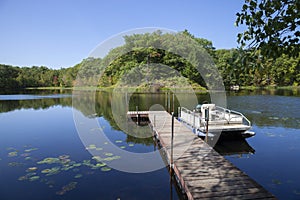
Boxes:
[0,97,72,113]
[1,90,299,130]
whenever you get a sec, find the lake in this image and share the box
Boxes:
[0,89,299,200]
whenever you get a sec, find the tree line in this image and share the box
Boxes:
[1,30,299,91]
[0,64,80,91]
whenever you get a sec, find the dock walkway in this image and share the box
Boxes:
[136,110,276,200]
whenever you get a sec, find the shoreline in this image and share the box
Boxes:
[1,85,297,95]
[25,85,300,91]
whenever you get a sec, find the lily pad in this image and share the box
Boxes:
[61,165,75,171]
[37,157,60,164]
[60,159,71,165]
[26,167,38,172]
[58,155,70,160]
[86,144,97,150]
[115,140,123,143]
[74,174,82,179]
[41,167,60,176]
[95,163,106,167]
[104,153,113,156]
[95,147,103,151]
[19,172,41,181]
[101,167,112,172]
[6,147,17,151]
[56,181,77,195]
[24,148,38,152]
[29,176,40,181]
[96,162,106,167]
[18,176,27,181]
[82,160,93,167]
[102,156,121,162]
[41,169,52,173]
[26,172,37,177]
[20,172,38,181]
[72,163,82,167]
[8,151,18,157]
[8,162,23,167]
[128,143,134,147]
[92,156,101,161]
[120,146,126,149]
[20,153,30,157]
[25,157,32,161]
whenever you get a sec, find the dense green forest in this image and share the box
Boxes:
[1,30,299,91]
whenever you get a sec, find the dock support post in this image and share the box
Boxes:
[165,92,167,109]
[136,106,139,125]
[205,108,209,143]
[168,92,171,112]
[170,112,174,173]
[125,92,128,113]
[172,93,175,113]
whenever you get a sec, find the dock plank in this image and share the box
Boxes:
[145,110,276,200]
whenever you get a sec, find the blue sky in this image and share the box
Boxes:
[0,0,245,69]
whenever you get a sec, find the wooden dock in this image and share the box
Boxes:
[138,111,276,200]
[127,110,150,118]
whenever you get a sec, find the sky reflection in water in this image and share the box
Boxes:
[0,90,300,199]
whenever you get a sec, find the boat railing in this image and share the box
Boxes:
[179,107,201,128]
[179,106,251,128]
[215,106,251,126]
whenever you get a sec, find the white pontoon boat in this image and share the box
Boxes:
[178,104,255,138]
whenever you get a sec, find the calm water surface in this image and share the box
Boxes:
[0,91,180,200]
[0,89,300,200]
[226,90,300,200]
